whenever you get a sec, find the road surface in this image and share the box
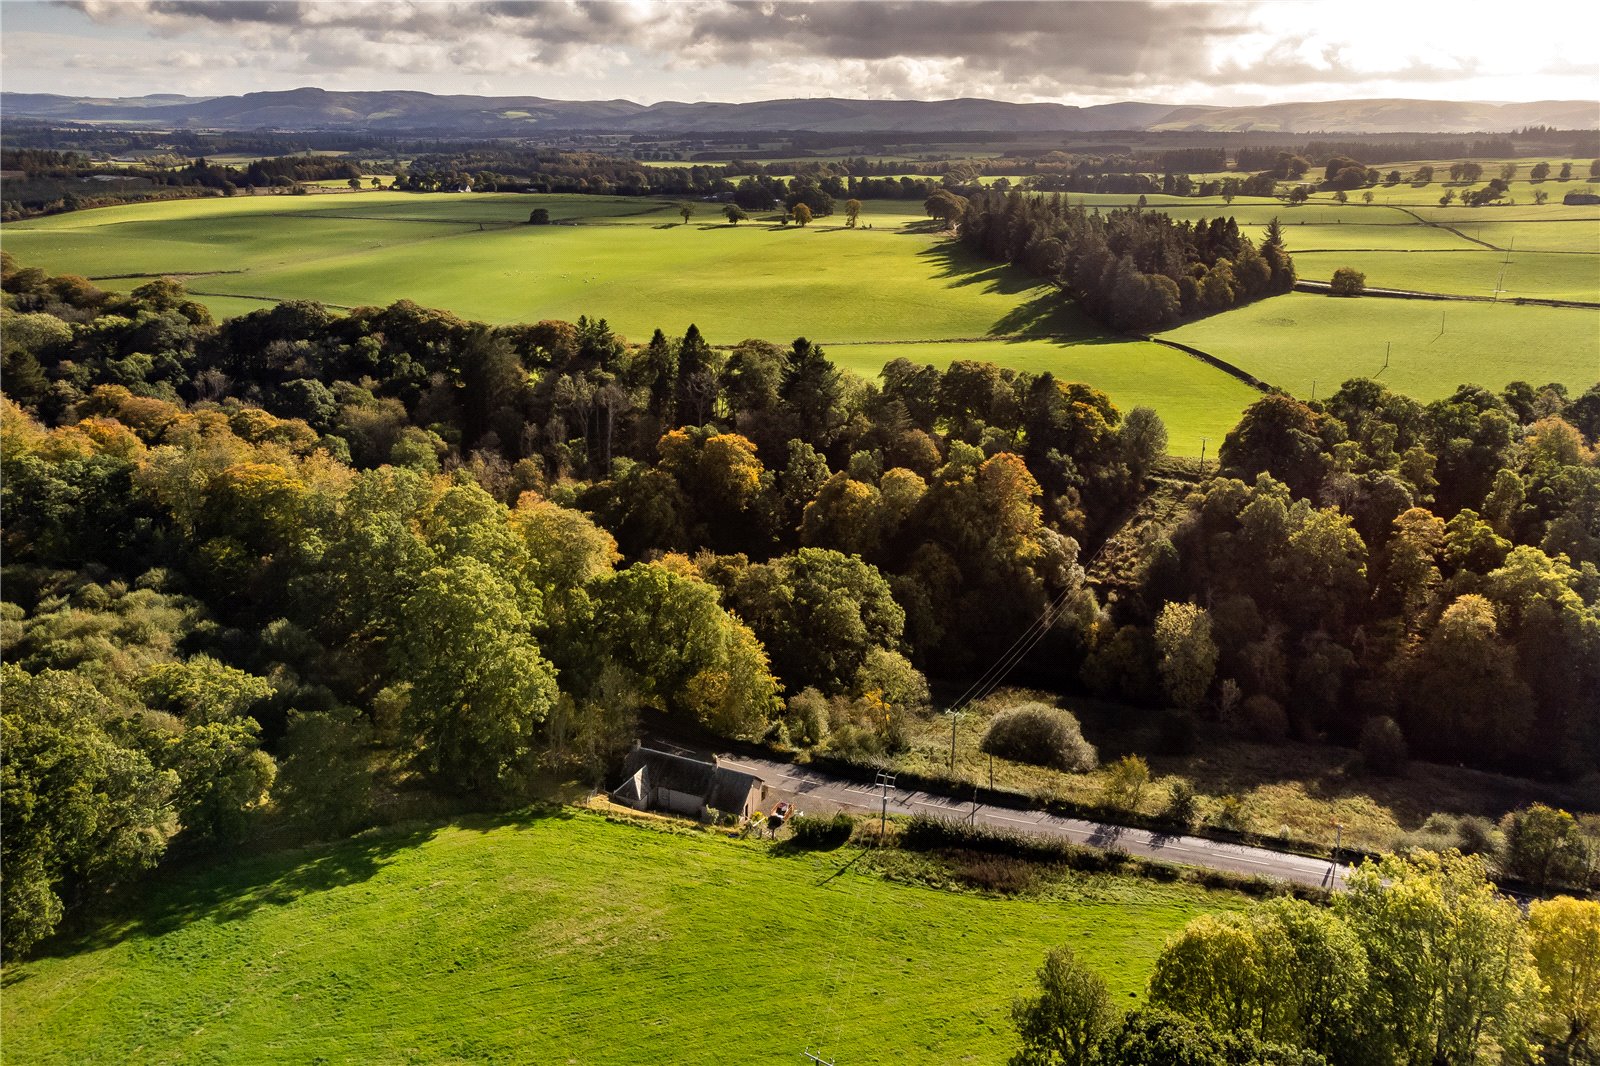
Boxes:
[718,753,1348,891]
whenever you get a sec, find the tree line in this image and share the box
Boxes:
[3,257,1596,956]
[953,190,1296,330]
[1010,850,1599,1065]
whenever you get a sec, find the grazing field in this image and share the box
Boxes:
[831,339,1261,456]
[7,185,1594,453]
[1291,249,1600,301]
[6,193,1080,343]
[1161,293,1600,400]
[0,808,1228,1066]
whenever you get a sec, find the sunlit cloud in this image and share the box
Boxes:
[2,0,1594,105]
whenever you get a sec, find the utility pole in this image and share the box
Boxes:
[1310,379,1317,402]
[1198,437,1207,479]
[876,769,897,841]
[949,711,958,771]
[1332,820,1345,863]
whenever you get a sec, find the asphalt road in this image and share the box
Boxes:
[719,753,1349,891]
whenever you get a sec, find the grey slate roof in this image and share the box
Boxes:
[617,745,762,811]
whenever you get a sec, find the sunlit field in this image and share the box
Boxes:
[1162,293,1600,401]
[0,809,1232,1066]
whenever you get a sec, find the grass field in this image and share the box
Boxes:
[6,193,1080,344]
[0,808,1229,1065]
[6,186,1594,458]
[1161,293,1600,400]
[1291,249,1600,301]
[830,339,1261,456]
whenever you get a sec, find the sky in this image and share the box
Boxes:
[1,0,1597,107]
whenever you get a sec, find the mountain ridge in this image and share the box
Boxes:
[3,88,1594,135]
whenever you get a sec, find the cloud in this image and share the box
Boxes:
[37,0,1600,103]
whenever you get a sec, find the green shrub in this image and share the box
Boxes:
[784,687,830,747]
[1499,804,1592,888]
[1329,266,1366,296]
[979,702,1097,772]
[787,812,854,849]
[1163,781,1199,829]
[1358,716,1409,775]
[1211,794,1251,832]
[1240,695,1288,742]
[1102,754,1151,813]
[1453,815,1497,856]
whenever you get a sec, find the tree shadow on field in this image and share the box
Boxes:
[27,808,575,962]
[914,241,1100,339]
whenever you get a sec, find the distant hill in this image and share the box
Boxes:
[2,87,1593,135]
[1148,98,1600,134]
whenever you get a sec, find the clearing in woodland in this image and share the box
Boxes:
[0,807,1231,1066]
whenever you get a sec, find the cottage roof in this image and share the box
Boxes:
[619,746,761,810]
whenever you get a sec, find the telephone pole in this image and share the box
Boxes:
[876,769,897,841]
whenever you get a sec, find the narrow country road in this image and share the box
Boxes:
[717,753,1349,891]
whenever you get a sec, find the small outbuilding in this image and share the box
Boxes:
[610,743,766,822]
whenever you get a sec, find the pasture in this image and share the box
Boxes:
[5,193,1077,343]
[831,339,1261,456]
[1161,293,1600,401]
[5,184,1594,456]
[0,808,1228,1066]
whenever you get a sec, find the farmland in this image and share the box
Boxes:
[0,808,1230,1066]
[1162,293,1600,400]
[3,180,1596,459]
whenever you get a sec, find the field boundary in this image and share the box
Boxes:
[89,269,246,280]
[1139,335,1278,394]
[1293,279,1600,309]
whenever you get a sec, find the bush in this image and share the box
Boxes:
[1358,715,1409,775]
[979,702,1098,772]
[1397,813,1496,859]
[1329,267,1366,296]
[1211,794,1251,832]
[1499,804,1592,888]
[945,850,1036,894]
[787,812,855,849]
[1454,815,1497,856]
[784,687,830,747]
[1240,695,1288,742]
[1163,781,1199,829]
[1102,754,1151,813]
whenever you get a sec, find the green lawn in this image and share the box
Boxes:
[831,339,1260,457]
[1161,293,1600,401]
[0,808,1227,1065]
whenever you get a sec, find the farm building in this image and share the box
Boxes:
[610,744,766,821]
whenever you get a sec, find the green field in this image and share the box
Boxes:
[1162,293,1600,401]
[6,193,1079,344]
[6,186,1595,458]
[1292,249,1600,301]
[0,809,1228,1065]
[831,339,1261,456]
